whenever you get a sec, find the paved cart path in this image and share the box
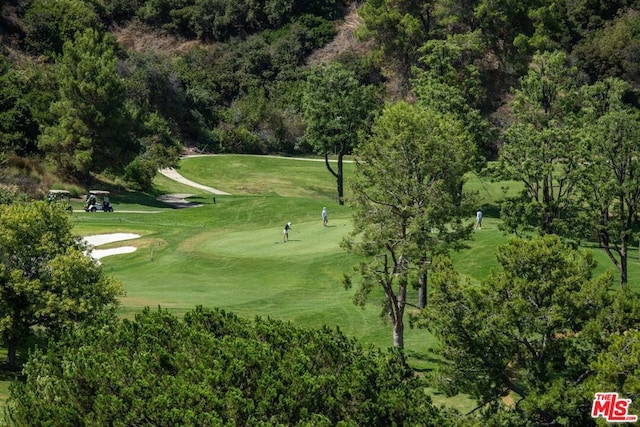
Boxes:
[158,167,231,195]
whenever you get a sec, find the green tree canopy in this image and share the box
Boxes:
[0,201,123,368]
[498,50,584,237]
[358,0,436,86]
[578,77,640,285]
[412,31,493,161]
[342,101,475,348]
[24,0,102,56]
[0,57,37,157]
[302,62,380,204]
[420,235,640,424]
[5,307,454,426]
[38,29,139,182]
[135,0,345,41]
[573,11,640,87]
[591,328,640,418]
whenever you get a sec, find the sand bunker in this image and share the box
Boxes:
[83,233,141,260]
[91,246,138,259]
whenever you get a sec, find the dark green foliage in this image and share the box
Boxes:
[573,11,640,86]
[86,0,141,24]
[358,0,436,81]
[591,328,640,418]
[177,14,335,107]
[214,124,265,154]
[0,56,36,156]
[119,50,185,185]
[333,51,386,86]
[264,14,337,78]
[4,0,640,190]
[578,77,640,285]
[344,101,475,348]
[0,201,123,368]
[173,13,335,152]
[135,0,345,42]
[121,50,190,132]
[5,307,453,426]
[124,112,181,190]
[23,0,102,56]
[420,235,640,424]
[0,55,55,157]
[303,62,382,203]
[2,0,341,168]
[412,32,494,162]
[38,29,139,181]
[0,187,26,205]
[219,88,285,154]
[498,51,584,237]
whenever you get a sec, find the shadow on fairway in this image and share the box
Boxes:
[406,350,447,373]
[112,190,171,209]
[478,203,501,219]
[83,178,171,209]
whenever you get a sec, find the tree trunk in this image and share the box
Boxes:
[455,181,463,207]
[393,319,404,348]
[418,271,427,309]
[324,152,344,205]
[542,176,553,234]
[337,153,344,205]
[621,238,628,286]
[392,280,407,348]
[6,336,18,369]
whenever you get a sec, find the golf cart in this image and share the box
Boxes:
[84,190,114,212]
[47,189,73,211]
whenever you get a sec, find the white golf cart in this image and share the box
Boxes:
[84,190,114,212]
[47,189,73,211]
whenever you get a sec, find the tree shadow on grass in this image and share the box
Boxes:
[405,349,447,374]
[112,190,171,209]
[478,203,501,219]
[83,178,174,209]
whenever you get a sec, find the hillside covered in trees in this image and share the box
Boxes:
[3,1,640,425]
[1,0,639,193]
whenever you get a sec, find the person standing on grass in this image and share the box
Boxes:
[322,207,328,227]
[283,222,292,242]
[476,209,483,230]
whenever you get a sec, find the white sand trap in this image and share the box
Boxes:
[83,233,141,261]
[83,233,140,246]
[91,247,138,259]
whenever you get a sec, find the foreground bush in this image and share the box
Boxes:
[5,307,452,426]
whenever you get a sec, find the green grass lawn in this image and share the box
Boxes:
[71,156,421,350]
[176,154,353,199]
[3,154,639,415]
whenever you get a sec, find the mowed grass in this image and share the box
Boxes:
[5,155,639,415]
[65,156,640,416]
[72,156,438,356]
[177,154,351,199]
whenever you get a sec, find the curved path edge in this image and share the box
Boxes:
[158,168,231,195]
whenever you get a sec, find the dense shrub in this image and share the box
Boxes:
[134,0,345,41]
[5,307,454,426]
[23,0,102,55]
